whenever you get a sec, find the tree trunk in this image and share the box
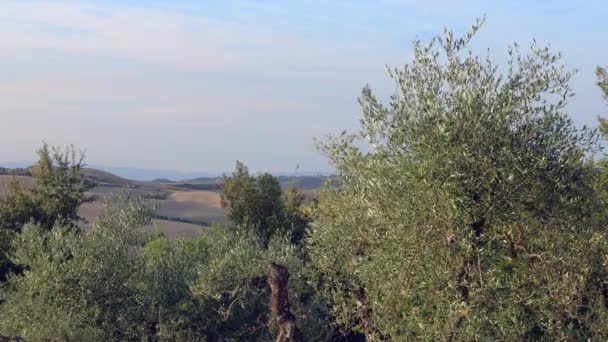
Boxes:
[268,263,305,342]
[446,216,485,341]
[145,320,158,342]
[356,287,376,342]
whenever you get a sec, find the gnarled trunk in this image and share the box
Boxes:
[268,263,305,342]
[446,216,485,341]
[356,287,376,342]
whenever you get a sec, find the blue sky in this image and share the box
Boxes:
[0,0,606,173]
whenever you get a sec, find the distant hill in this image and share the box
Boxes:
[0,166,31,176]
[0,161,32,169]
[178,175,331,190]
[81,168,137,187]
[151,178,176,183]
[277,175,330,189]
[180,176,223,184]
[1,161,334,182]
[87,166,217,182]
[0,162,219,182]
[0,164,332,192]
[0,166,328,237]
[91,166,333,183]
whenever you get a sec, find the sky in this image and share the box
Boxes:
[0,0,607,174]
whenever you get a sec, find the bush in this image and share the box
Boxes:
[188,224,329,341]
[0,196,329,340]
[0,197,152,339]
[0,144,88,282]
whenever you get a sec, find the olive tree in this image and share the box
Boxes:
[0,144,87,232]
[0,197,152,340]
[188,224,329,341]
[309,19,608,340]
[0,144,88,282]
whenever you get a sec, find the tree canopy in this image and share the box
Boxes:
[0,144,88,282]
[308,19,608,340]
[222,161,309,245]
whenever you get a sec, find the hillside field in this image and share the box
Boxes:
[0,170,322,239]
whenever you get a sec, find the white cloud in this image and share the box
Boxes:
[1,0,604,172]
[0,1,386,72]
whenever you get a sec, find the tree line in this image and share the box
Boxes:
[1,19,608,340]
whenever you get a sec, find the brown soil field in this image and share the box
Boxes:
[1,174,224,239]
[85,186,228,226]
[168,190,223,208]
[79,201,203,239]
[0,169,321,239]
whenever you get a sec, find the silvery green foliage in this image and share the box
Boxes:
[594,67,608,204]
[598,67,608,101]
[0,143,87,233]
[139,232,210,340]
[0,197,153,340]
[189,224,329,341]
[0,144,87,281]
[0,196,327,340]
[310,19,608,340]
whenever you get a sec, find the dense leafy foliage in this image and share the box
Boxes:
[309,20,608,340]
[0,144,87,232]
[189,224,328,341]
[0,198,329,340]
[0,198,154,339]
[0,144,88,282]
[222,161,309,245]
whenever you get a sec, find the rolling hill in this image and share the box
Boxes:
[0,167,327,238]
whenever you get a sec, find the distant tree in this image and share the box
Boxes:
[309,19,608,340]
[0,144,88,282]
[282,186,309,245]
[255,172,284,233]
[222,162,312,246]
[0,143,87,231]
[221,161,258,226]
[222,161,286,244]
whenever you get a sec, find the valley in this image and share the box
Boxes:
[0,167,323,239]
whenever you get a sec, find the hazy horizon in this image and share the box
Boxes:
[1,0,607,173]
[0,159,333,181]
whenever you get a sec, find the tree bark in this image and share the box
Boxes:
[268,263,305,342]
[356,287,376,342]
[446,217,485,341]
